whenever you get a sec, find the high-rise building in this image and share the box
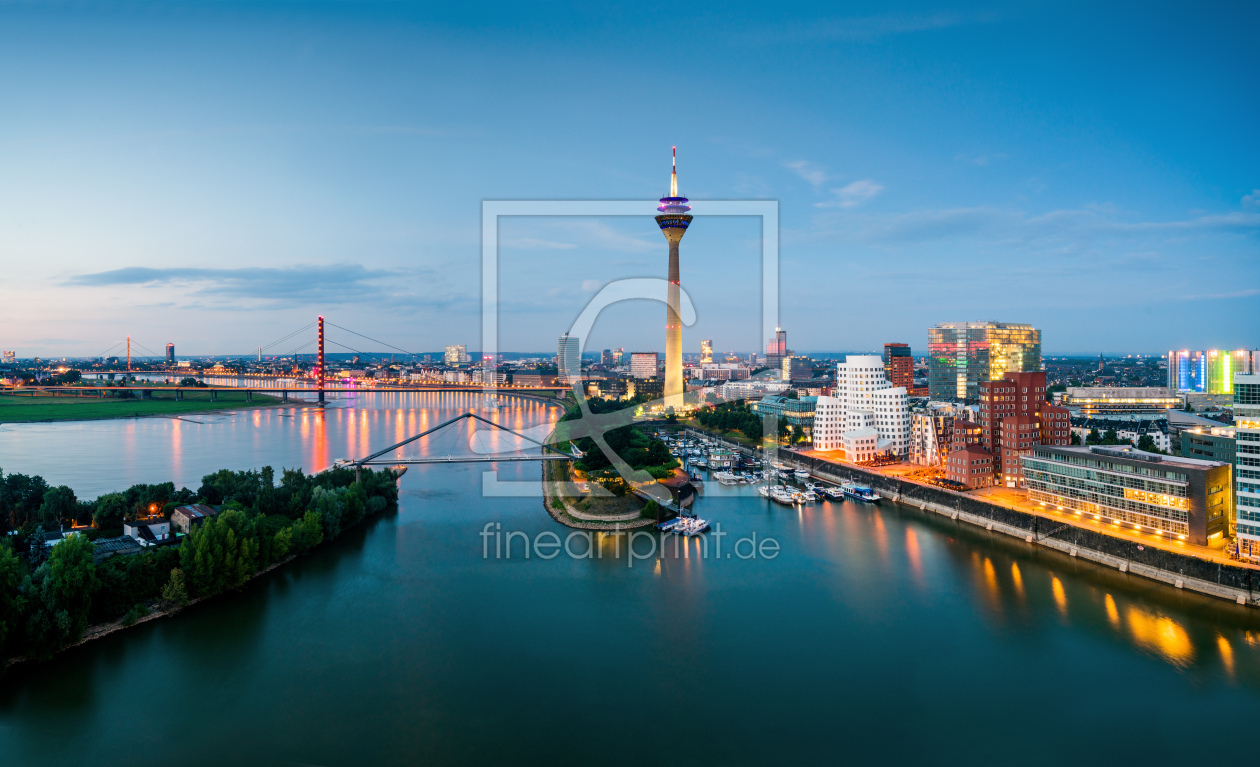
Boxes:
[558,334,581,384]
[1234,374,1260,559]
[444,345,468,365]
[612,348,625,366]
[630,352,659,380]
[1167,350,1257,394]
[883,343,913,389]
[978,371,1071,488]
[765,327,788,372]
[700,339,713,365]
[783,356,814,381]
[655,147,691,410]
[3,350,16,362]
[928,322,1041,401]
[165,343,175,365]
[831,355,910,459]
[600,349,614,367]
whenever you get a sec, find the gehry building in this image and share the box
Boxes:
[815,355,910,460]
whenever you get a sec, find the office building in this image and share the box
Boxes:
[813,396,843,451]
[445,345,469,366]
[783,356,814,381]
[630,352,659,379]
[164,344,175,365]
[1060,387,1183,415]
[979,371,1071,488]
[1234,374,1260,559]
[600,349,615,367]
[633,377,664,401]
[752,395,817,434]
[557,334,581,384]
[655,148,691,410]
[1168,349,1257,394]
[700,339,713,365]
[834,355,910,459]
[928,322,1041,401]
[765,327,788,371]
[1023,445,1233,546]
[1,351,14,362]
[884,343,914,389]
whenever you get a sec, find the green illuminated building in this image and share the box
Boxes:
[928,322,1042,401]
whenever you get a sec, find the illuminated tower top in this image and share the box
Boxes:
[656,146,692,242]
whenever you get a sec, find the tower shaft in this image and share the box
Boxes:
[665,237,683,408]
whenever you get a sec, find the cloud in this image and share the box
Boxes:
[581,279,601,292]
[785,160,829,189]
[1243,189,1260,209]
[816,179,884,208]
[63,264,421,307]
[1178,288,1260,301]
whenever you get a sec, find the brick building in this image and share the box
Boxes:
[946,444,994,488]
[883,343,914,389]
[979,371,1071,488]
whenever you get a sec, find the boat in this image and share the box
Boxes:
[770,487,796,506]
[794,469,811,481]
[799,490,818,503]
[841,481,881,503]
[777,470,791,480]
[714,471,738,485]
[758,485,771,498]
[823,487,845,501]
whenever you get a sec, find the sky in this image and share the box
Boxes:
[0,1,1257,359]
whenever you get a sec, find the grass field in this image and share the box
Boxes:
[0,390,282,423]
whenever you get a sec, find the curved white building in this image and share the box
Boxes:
[833,355,910,459]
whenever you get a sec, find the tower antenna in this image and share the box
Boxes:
[670,146,677,198]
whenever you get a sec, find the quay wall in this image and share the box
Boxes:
[779,448,1260,607]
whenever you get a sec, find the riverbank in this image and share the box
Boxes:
[0,391,285,423]
[540,460,654,530]
[781,448,1260,607]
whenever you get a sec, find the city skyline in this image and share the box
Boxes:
[1,3,1257,357]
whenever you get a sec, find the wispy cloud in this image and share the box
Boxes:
[785,160,829,190]
[63,264,439,308]
[743,12,978,44]
[956,152,1010,167]
[816,179,884,208]
[502,237,578,250]
[1243,189,1260,209]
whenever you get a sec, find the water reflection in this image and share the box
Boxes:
[1126,607,1193,667]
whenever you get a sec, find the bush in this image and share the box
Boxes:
[121,603,149,627]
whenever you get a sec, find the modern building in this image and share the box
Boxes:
[1,351,14,362]
[700,339,713,365]
[1233,374,1260,559]
[444,345,469,365]
[783,356,814,381]
[834,355,910,459]
[1059,386,1183,415]
[765,327,788,372]
[630,352,659,379]
[633,376,664,401]
[752,395,817,435]
[1168,350,1257,394]
[884,343,914,389]
[557,334,581,384]
[947,444,994,489]
[655,148,691,411]
[928,322,1041,401]
[978,371,1071,488]
[813,395,844,451]
[1022,445,1233,546]
[165,343,175,365]
[600,349,615,367]
[1071,416,1173,453]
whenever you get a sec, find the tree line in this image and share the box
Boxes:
[0,465,398,664]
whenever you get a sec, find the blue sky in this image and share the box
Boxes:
[0,1,1256,358]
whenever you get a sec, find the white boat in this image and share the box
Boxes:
[823,487,845,500]
[770,487,796,506]
[794,469,811,481]
[759,485,772,498]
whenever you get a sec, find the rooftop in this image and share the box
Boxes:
[1036,444,1229,470]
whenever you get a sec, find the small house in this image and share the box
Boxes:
[170,504,218,535]
[123,519,171,546]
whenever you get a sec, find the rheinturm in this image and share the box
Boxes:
[656,147,692,411]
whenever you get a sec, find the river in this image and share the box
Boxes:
[1,392,1259,766]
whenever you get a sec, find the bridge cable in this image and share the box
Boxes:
[325,322,417,357]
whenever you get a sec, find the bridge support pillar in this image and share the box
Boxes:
[141,389,151,400]
[246,390,252,402]
[282,390,289,403]
[175,389,182,401]
[210,390,217,402]
[355,465,361,484]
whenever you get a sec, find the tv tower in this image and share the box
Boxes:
[655,147,691,410]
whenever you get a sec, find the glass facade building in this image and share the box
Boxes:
[557,334,581,384]
[1167,350,1257,394]
[1233,375,1260,559]
[1022,445,1232,546]
[928,322,1041,401]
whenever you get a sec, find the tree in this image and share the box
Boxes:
[1070,432,1082,445]
[38,486,76,530]
[161,568,189,608]
[1102,428,1119,445]
[93,493,129,529]
[179,509,259,597]
[1136,434,1165,454]
[28,534,99,653]
[1086,429,1101,445]
[290,511,324,553]
[0,543,25,659]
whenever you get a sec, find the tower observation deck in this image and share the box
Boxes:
[656,146,692,411]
